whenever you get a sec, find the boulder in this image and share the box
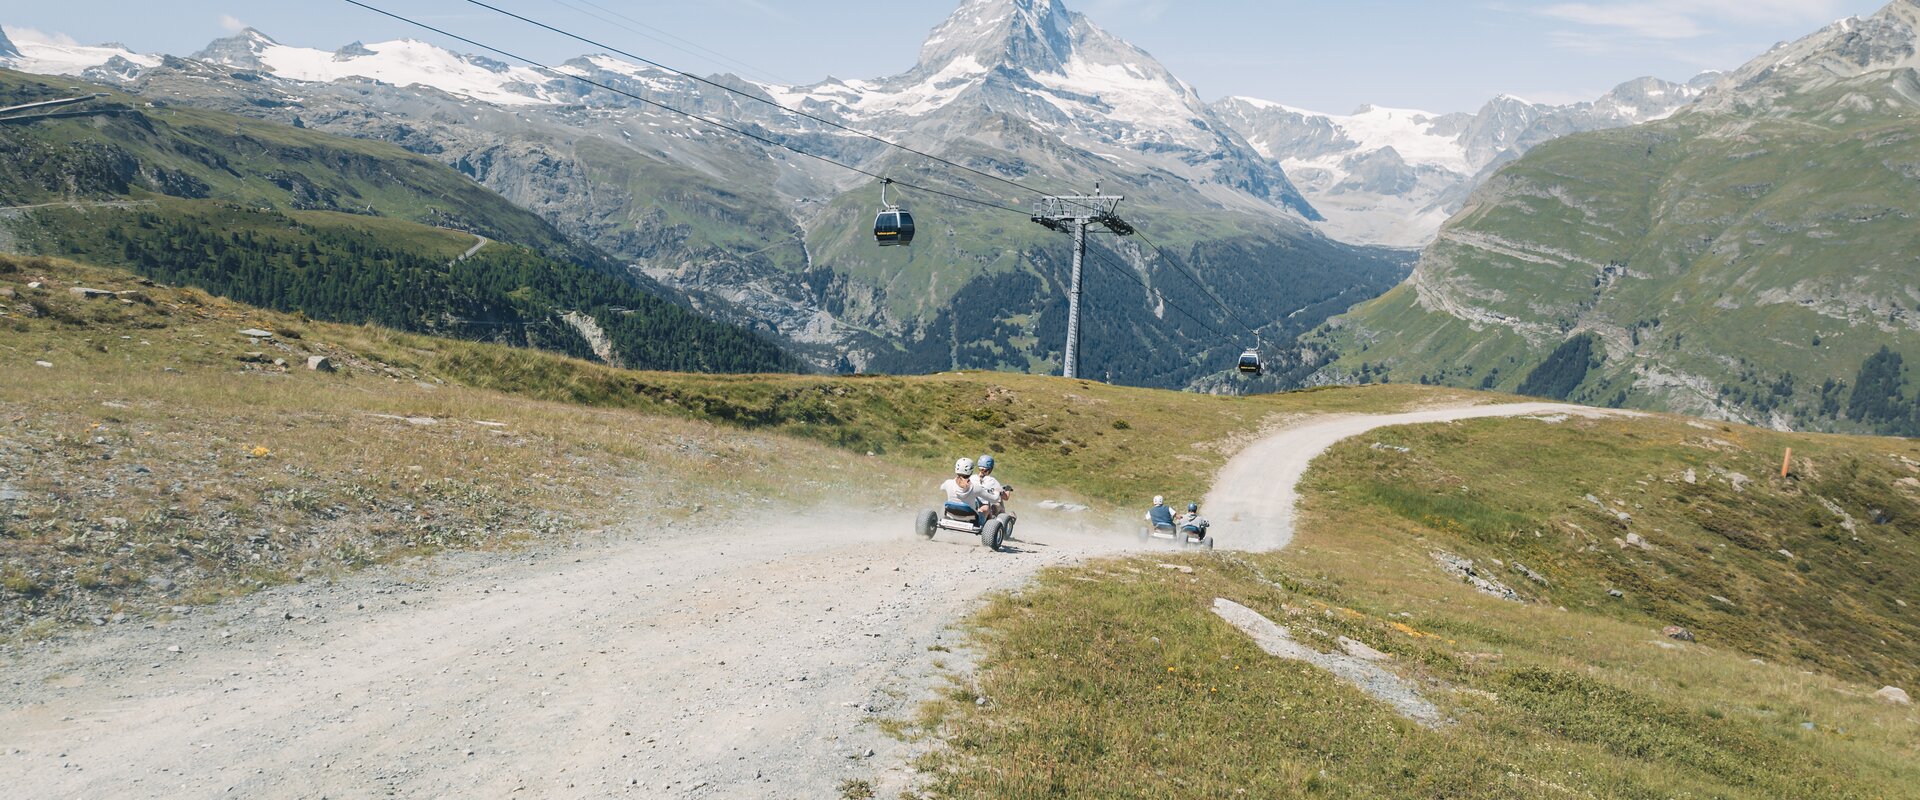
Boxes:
[238,328,276,339]
[1626,532,1651,550]
[1876,686,1911,705]
[1662,625,1695,642]
[69,286,116,299]
[307,355,335,372]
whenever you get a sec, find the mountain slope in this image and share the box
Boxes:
[0,68,796,373]
[2,1,1410,386]
[1313,0,1920,434]
[1213,75,1715,248]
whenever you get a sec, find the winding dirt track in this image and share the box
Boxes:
[0,402,1603,798]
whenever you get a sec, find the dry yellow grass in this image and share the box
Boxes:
[0,255,919,635]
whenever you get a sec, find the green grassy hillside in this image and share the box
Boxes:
[0,70,580,256]
[0,68,795,374]
[0,252,1454,637]
[1314,80,1920,433]
[916,413,1920,798]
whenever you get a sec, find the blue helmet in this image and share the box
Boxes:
[977,454,995,471]
[1188,503,1198,512]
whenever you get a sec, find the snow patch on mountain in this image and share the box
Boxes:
[1216,75,1711,247]
[0,26,159,76]
[1246,104,1477,174]
[194,29,560,107]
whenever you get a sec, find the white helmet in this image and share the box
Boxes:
[955,457,975,474]
[1153,495,1165,505]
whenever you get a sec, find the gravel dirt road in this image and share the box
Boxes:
[0,402,1602,798]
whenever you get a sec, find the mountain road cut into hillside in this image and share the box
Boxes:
[0,402,1611,798]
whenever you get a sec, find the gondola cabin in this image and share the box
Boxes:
[874,208,915,247]
[1237,349,1263,376]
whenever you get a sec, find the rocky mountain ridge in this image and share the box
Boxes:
[1212,74,1717,248]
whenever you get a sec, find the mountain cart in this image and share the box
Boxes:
[915,503,1009,550]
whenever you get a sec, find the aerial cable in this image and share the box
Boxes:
[1130,227,1265,338]
[546,0,790,86]
[1058,225,1244,341]
[336,0,1029,216]
[455,0,1083,203]
[1066,231,1232,340]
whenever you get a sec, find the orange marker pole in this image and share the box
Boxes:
[1781,448,1793,478]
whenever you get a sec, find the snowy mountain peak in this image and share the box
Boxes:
[0,26,20,60]
[916,0,1075,77]
[192,28,278,70]
[884,0,1213,135]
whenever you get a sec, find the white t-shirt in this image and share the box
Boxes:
[941,477,988,508]
[975,474,1005,505]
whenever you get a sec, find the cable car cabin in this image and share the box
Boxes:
[874,209,915,247]
[1237,349,1263,376]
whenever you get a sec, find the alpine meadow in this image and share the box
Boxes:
[2,1,1917,798]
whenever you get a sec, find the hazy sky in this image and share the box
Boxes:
[2,0,1889,113]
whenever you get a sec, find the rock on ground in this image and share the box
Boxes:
[1213,598,1447,729]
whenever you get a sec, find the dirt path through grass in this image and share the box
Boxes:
[0,402,1602,798]
[1204,402,1621,551]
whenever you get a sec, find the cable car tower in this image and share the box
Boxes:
[1031,182,1133,380]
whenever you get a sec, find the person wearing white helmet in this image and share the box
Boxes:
[1145,495,1175,530]
[940,457,990,523]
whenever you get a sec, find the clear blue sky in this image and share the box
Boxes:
[2,0,1888,113]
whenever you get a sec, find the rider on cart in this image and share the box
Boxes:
[975,454,1012,529]
[1178,502,1210,543]
[941,458,990,522]
[1145,495,1175,530]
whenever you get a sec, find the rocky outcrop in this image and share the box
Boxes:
[559,311,623,369]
